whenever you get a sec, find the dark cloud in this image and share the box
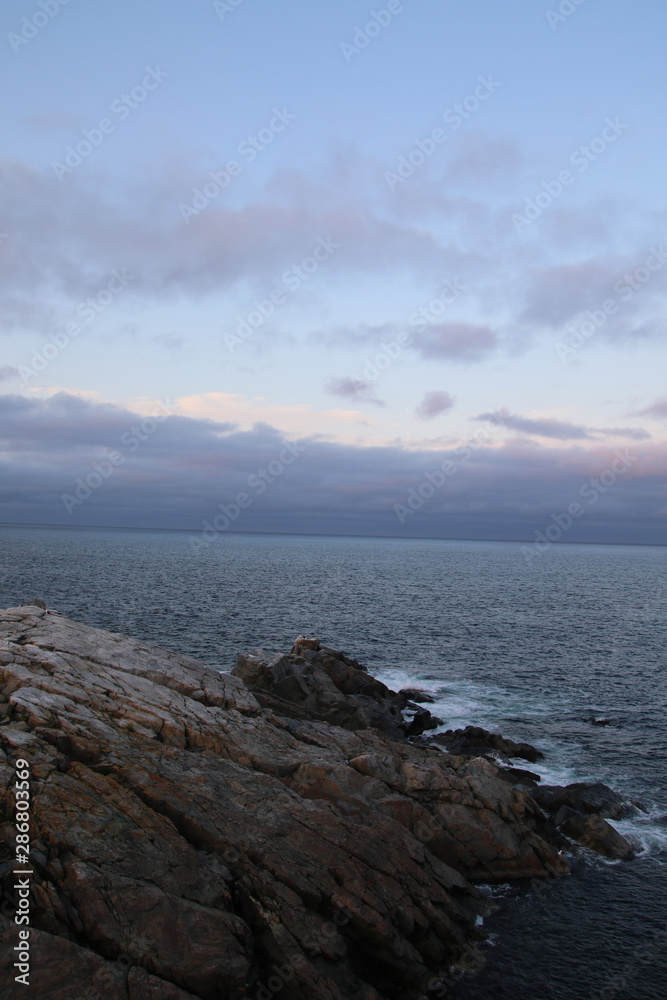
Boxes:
[415,391,454,420]
[0,366,19,384]
[0,393,665,546]
[325,377,384,407]
[476,410,650,441]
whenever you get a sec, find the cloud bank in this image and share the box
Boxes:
[1,392,665,546]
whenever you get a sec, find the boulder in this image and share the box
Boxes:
[558,813,635,861]
[430,726,544,764]
[399,688,436,704]
[496,765,541,789]
[531,782,632,820]
[233,644,409,739]
[405,707,442,738]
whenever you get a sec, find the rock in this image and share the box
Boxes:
[291,636,321,653]
[399,688,436,704]
[430,726,544,764]
[233,644,409,739]
[496,765,541,789]
[559,813,635,861]
[0,606,570,999]
[405,707,442,737]
[591,717,611,727]
[531,782,632,820]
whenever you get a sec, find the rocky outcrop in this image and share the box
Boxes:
[232,636,442,740]
[530,782,638,860]
[429,726,544,764]
[530,782,633,820]
[0,607,572,999]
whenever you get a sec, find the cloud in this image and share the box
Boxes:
[0,392,665,546]
[0,366,19,384]
[519,252,667,342]
[0,156,460,318]
[325,377,384,407]
[475,410,650,441]
[636,398,667,418]
[415,391,454,420]
[444,134,523,186]
[412,323,498,362]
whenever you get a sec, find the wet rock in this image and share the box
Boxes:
[430,726,544,764]
[0,606,570,999]
[496,765,541,789]
[405,707,442,738]
[400,688,436,704]
[558,813,635,861]
[531,782,632,820]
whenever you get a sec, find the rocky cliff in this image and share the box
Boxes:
[0,605,619,999]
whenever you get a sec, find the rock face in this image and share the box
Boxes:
[0,608,570,999]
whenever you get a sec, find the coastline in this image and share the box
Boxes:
[0,604,640,999]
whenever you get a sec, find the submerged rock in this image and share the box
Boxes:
[0,606,571,999]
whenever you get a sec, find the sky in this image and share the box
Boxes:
[1,0,666,544]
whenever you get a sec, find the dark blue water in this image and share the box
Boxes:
[1,525,666,999]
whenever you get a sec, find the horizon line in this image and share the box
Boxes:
[1,520,666,550]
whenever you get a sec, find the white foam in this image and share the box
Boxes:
[378,665,667,860]
[610,808,667,858]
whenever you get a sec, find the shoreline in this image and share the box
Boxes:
[0,605,640,999]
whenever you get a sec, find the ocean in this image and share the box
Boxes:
[1,524,666,999]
